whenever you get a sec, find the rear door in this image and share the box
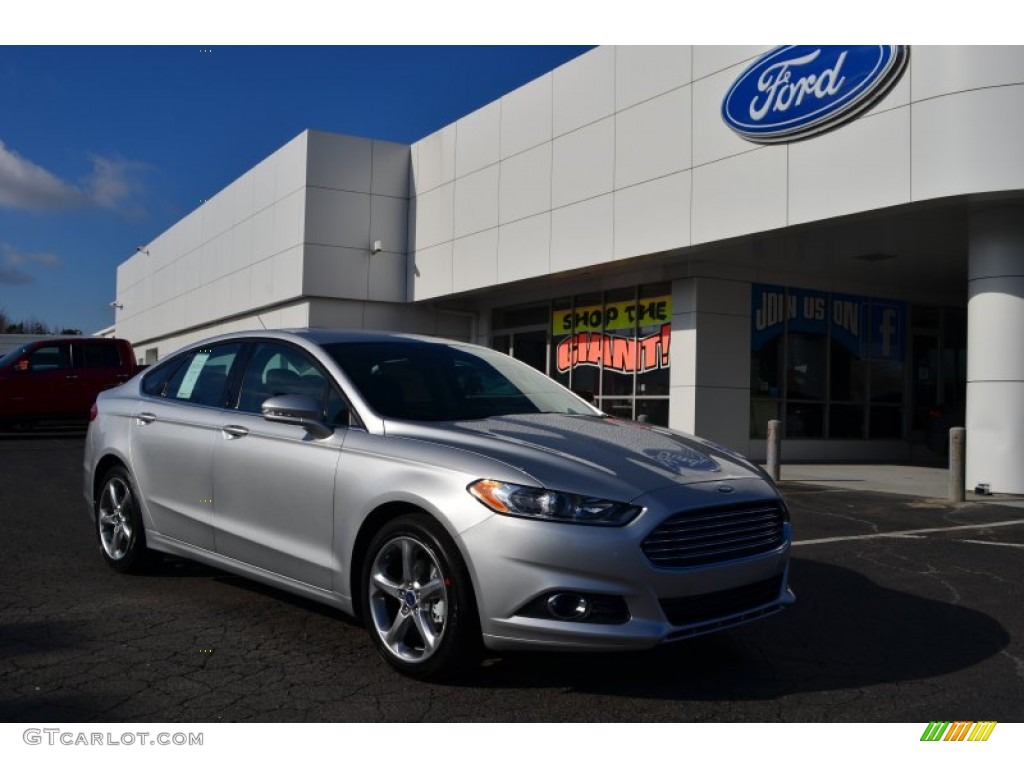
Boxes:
[129,342,246,550]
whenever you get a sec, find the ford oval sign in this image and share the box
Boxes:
[722,46,909,143]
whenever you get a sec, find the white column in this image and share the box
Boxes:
[966,206,1024,494]
[669,277,751,452]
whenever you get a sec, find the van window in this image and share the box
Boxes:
[29,344,71,372]
[77,343,122,369]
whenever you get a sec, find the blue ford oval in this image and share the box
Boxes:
[722,45,909,143]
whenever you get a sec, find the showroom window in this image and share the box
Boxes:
[493,283,672,426]
[750,284,907,439]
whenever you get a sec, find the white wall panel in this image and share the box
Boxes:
[912,86,1024,200]
[306,131,372,193]
[550,195,613,273]
[692,46,771,80]
[912,46,1024,101]
[275,133,308,198]
[272,246,304,301]
[616,45,692,110]
[252,157,275,212]
[692,147,787,245]
[552,46,614,136]
[692,63,757,167]
[452,229,499,293]
[273,190,305,257]
[228,171,254,227]
[305,187,371,249]
[228,267,251,316]
[200,193,230,242]
[410,241,453,300]
[455,101,500,178]
[370,194,408,255]
[367,251,407,303]
[614,172,691,259]
[500,73,552,159]
[497,213,550,284]
[552,117,614,208]
[453,165,499,239]
[789,107,911,225]
[409,182,453,250]
[303,244,369,300]
[615,88,691,189]
[499,143,551,224]
[251,205,275,263]
[371,141,410,198]
[250,257,275,307]
[413,124,456,193]
[229,219,254,274]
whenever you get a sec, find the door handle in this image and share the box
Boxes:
[64,375,79,381]
[137,412,156,425]
[222,425,249,438]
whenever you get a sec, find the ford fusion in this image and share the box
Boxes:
[84,330,794,678]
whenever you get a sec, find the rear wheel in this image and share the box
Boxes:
[96,466,150,572]
[363,514,480,679]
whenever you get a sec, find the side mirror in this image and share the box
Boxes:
[261,394,334,439]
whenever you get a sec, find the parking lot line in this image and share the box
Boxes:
[794,519,1024,547]
[959,539,1024,549]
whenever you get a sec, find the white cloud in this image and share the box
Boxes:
[0,140,147,215]
[0,140,85,211]
[0,241,62,284]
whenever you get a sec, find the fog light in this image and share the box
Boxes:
[515,591,630,624]
[547,593,591,621]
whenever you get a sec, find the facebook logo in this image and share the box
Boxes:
[870,301,905,361]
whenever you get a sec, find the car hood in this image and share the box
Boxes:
[384,413,766,502]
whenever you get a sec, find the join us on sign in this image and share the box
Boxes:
[552,296,672,334]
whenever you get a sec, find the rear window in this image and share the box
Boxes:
[77,343,122,369]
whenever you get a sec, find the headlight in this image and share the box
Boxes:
[468,479,642,526]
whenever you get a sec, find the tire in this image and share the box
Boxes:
[95,466,150,573]
[362,514,480,679]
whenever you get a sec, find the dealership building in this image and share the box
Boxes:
[112,45,1024,493]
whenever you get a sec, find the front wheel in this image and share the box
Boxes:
[362,514,480,679]
[95,466,150,573]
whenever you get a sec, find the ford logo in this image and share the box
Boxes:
[722,45,909,143]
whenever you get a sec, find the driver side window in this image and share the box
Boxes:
[237,342,350,425]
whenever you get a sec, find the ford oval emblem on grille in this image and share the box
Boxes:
[717,485,735,494]
[722,45,909,143]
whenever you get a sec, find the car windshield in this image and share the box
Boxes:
[324,341,600,421]
[0,345,29,369]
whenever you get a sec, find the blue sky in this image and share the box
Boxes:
[0,45,592,333]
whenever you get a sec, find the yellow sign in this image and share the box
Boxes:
[553,296,672,335]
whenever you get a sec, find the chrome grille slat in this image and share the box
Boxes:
[641,502,785,568]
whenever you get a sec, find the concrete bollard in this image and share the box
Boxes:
[767,419,782,482]
[949,427,966,502]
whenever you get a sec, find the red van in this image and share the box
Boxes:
[0,337,137,427]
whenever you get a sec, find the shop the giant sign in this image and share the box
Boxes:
[722,45,909,143]
[553,296,671,375]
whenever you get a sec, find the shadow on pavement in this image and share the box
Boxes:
[450,557,1010,699]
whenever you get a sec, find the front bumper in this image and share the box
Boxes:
[458,478,794,652]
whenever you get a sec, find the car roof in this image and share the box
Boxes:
[187,328,469,348]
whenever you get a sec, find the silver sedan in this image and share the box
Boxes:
[84,329,794,678]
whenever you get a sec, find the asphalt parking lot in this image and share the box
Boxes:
[1,430,1022,722]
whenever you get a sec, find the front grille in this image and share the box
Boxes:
[659,575,783,626]
[641,502,785,569]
